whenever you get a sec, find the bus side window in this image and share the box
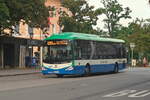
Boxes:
[76,40,92,60]
[122,44,126,58]
[74,47,81,60]
[74,40,83,60]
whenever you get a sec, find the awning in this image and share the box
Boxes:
[0,36,43,46]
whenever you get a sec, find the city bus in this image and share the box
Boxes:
[41,32,127,77]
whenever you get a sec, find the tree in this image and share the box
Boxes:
[0,0,10,34]
[59,0,103,34]
[0,0,49,35]
[101,0,132,37]
[91,27,108,37]
[128,19,150,56]
[116,18,150,62]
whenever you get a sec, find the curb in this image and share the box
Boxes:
[0,71,40,77]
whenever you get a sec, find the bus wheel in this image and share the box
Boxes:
[84,65,91,76]
[113,63,119,73]
[56,74,64,78]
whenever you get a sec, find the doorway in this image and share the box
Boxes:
[4,44,15,68]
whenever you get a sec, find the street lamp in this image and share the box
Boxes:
[130,43,135,67]
[126,47,129,64]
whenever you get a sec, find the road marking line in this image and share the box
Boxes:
[103,90,150,98]
[128,90,150,97]
[103,90,136,97]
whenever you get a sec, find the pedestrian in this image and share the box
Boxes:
[132,59,136,67]
[143,57,147,67]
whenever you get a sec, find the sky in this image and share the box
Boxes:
[87,0,150,29]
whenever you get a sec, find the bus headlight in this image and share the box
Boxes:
[65,66,74,71]
[41,67,47,71]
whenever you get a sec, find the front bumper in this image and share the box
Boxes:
[41,67,75,75]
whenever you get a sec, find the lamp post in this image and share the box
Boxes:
[126,47,129,64]
[130,43,135,67]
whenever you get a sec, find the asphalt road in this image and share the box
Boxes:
[0,67,150,100]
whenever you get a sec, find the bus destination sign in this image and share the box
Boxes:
[47,40,68,45]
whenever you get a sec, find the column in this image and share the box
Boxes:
[40,46,43,67]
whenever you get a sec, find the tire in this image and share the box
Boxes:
[113,64,119,73]
[56,74,64,78]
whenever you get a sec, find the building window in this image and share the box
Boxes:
[12,25,19,36]
[43,26,50,38]
[28,26,33,38]
[46,26,50,32]
[48,6,56,17]
[52,24,56,33]
[53,10,56,17]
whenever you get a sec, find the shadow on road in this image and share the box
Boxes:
[41,71,125,79]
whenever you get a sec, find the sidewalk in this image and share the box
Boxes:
[0,68,41,77]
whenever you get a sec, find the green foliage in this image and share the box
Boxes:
[59,0,102,34]
[101,0,132,37]
[0,0,49,35]
[116,18,150,60]
[0,0,10,33]
[127,19,150,55]
[129,33,150,53]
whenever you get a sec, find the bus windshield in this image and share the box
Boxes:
[43,40,72,64]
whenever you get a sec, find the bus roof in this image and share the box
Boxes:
[44,32,125,43]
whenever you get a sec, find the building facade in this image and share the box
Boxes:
[16,0,63,40]
[0,0,64,69]
[4,0,63,40]
[45,0,62,36]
